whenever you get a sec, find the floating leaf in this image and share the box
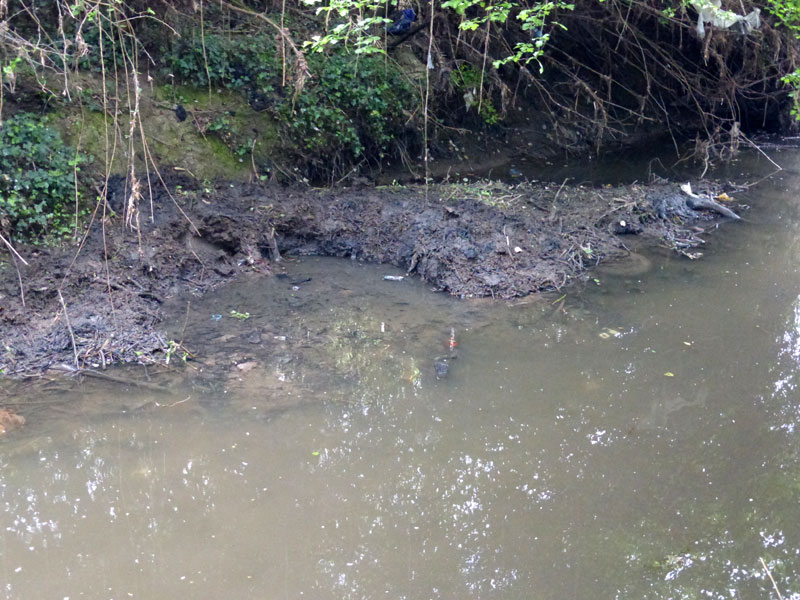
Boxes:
[312,451,320,456]
[664,372,675,377]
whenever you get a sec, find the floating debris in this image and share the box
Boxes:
[0,408,25,435]
[598,327,623,339]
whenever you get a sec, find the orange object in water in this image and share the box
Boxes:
[448,327,458,351]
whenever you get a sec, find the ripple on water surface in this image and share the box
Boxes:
[3,152,800,598]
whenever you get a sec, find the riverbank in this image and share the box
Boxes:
[0,177,744,378]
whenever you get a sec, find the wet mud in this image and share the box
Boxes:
[0,177,743,377]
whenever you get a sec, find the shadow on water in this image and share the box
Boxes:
[2,149,800,598]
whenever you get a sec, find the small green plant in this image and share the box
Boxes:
[0,113,85,240]
[450,63,483,89]
[783,70,800,119]
[450,64,501,124]
[229,309,251,320]
[207,115,231,133]
[164,340,189,365]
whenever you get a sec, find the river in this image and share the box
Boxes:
[1,149,799,599]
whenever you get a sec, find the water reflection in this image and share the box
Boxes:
[4,152,800,598]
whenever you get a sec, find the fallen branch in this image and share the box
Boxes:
[680,182,740,220]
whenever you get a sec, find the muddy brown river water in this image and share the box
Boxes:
[2,150,800,598]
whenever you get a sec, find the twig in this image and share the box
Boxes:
[0,232,28,307]
[268,226,282,262]
[423,3,435,200]
[199,0,212,95]
[250,136,259,180]
[219,0,308,97]
[0,232,29,265]
[11,254,25,308]
[554,177,569,203]
[163,396,192,408]
[760,557,784,600]
[548,178,569,222]
[741,133,782,172]
[280,0,287,87]
[79,368,172,394]
[739,168,782,190]
[58,290,79,369]
[334,159,367,186]
[478,19,490,116]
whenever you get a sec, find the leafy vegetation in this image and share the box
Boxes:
[302,0,391,54]
[768,0,800,117]
[282,51,417,177]
[2,0,800,215]
[0,113,84,240]
[449,64,500,124]
[162,22,417,178]
[165,32,280,95]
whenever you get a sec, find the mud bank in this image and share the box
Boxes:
[0,179,742,377]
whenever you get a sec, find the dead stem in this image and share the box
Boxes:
[199,0,212,95]
[58,290,79,369]
[760,557,784,600]
[11,253,25,308]
[0,232,29,266]
[424,0,435,200]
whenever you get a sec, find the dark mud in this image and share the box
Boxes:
[0,178,743,377]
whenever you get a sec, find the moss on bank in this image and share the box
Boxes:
[56,84,282,182]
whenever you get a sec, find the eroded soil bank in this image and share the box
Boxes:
[0,178,742,377]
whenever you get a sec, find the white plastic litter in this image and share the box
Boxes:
[691,0,760,37]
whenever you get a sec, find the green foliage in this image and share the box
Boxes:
[449,64,501,124]
[767,0,800,119]
[493,1,573,71]
[164,340,189,365]
[302,0,391,54]
[782,70,800,119]
[300,0,570,70]
[767,0,800,32]
[0,113,84,239]
[450,63,484,89]
[76,18,139,72]
[442,0,515,30]
[281,51,416,174]
[165,33,279,94]
[2,57,23,80]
